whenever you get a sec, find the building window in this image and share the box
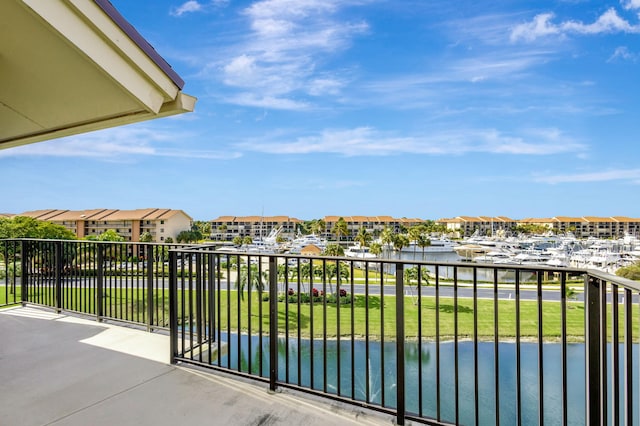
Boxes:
[160,220,165,225]
[160,229,164,233]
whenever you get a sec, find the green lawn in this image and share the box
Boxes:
[207,291,592,341]
[3,285,637,342]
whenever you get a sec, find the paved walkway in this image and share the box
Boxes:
[0,306,397,426]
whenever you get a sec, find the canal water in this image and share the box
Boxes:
[215,334,638,425]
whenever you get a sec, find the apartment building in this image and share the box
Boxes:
[209,216,302,241]
[519,216,640,238]
[15,208,192,242]
[322,216,424,241]
[437,216,518,238]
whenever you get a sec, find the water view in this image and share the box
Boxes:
[213,334,639,425]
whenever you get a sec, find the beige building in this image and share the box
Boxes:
[210,216,302,241]
[519,216,640,238]
[437,216,517,238]
[322,216,424,241]
[15,208,192,242]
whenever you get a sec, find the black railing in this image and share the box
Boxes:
[0,239,193,330]
[2,239,639,425]
[168,248,640,426]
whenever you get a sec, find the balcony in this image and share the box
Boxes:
[2,239,639,425]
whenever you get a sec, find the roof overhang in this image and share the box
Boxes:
[0,0,196,150]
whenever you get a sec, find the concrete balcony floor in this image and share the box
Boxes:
[0,306,393,426]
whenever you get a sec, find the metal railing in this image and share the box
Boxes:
[2,239,639,425]
[0,239,194,330]
[168,248,640,426]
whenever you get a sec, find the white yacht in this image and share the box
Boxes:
[474,250,514,263]
[344,243,377,259]
[403,238,458,253]
[286,233,328,254]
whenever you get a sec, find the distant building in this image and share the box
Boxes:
[322,216,424,241]
[437,216,517,238]
[14,208,192,242]
[209,216,302,241]
[300,244,323,256]
[519,216,640,238]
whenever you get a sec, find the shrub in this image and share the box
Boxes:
[616,263,640,281]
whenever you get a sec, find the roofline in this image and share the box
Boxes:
[94,0,184,89]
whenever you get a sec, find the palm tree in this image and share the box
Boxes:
[416,233,431,261]
[236,264,267,300]
[392,233,409,254]
[217,224,227,241]
[369,242,382,258]
[309,219,327,237]
[408,226,423,260]
[139,231,153,243]
[380,226,395,277]
[332,217,348,243]
[325,262,350,294]
[380,226,394,256]
[323,244,344,257]
[368,242,383,279]
[354,227,371,249]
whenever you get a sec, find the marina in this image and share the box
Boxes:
[215,231,640,275]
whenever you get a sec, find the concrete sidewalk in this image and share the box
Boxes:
[0,306,395,426]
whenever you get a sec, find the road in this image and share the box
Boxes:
[8,276,640,304]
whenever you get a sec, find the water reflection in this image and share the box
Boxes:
[215,334,639,425]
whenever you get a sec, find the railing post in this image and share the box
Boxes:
[20,240,29,306]
[585,274,602,425]
[269,255,278,392]
[55,241,62,313]
[395,263,405,426]
[146,244,154,332]
[96,244,104,322]
[169,249,178,364]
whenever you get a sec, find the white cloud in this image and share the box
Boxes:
[511,8,640,42]
[213,0,369,109]
[510,13,560,42]
[307,77,344,96]
[171,1,203,17]
[0,127,240,161]
[608,46,639,61]
[224,93,310,110]
[535,169,640,184]
[621,0,640,10]
[235,127,586,157]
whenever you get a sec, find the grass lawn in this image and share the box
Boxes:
[208,291,594,341]
[3,285,637,342]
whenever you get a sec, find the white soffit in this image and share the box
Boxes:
[0,0,196,150]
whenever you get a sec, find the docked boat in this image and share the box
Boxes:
[286,234,328,254]
[402,238,458,253]
[344,243,377,259]
[474,250,514,263]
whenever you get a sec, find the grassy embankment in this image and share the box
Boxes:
[3,285,636,342]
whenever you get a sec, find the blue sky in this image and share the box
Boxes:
[2,0,640,221]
